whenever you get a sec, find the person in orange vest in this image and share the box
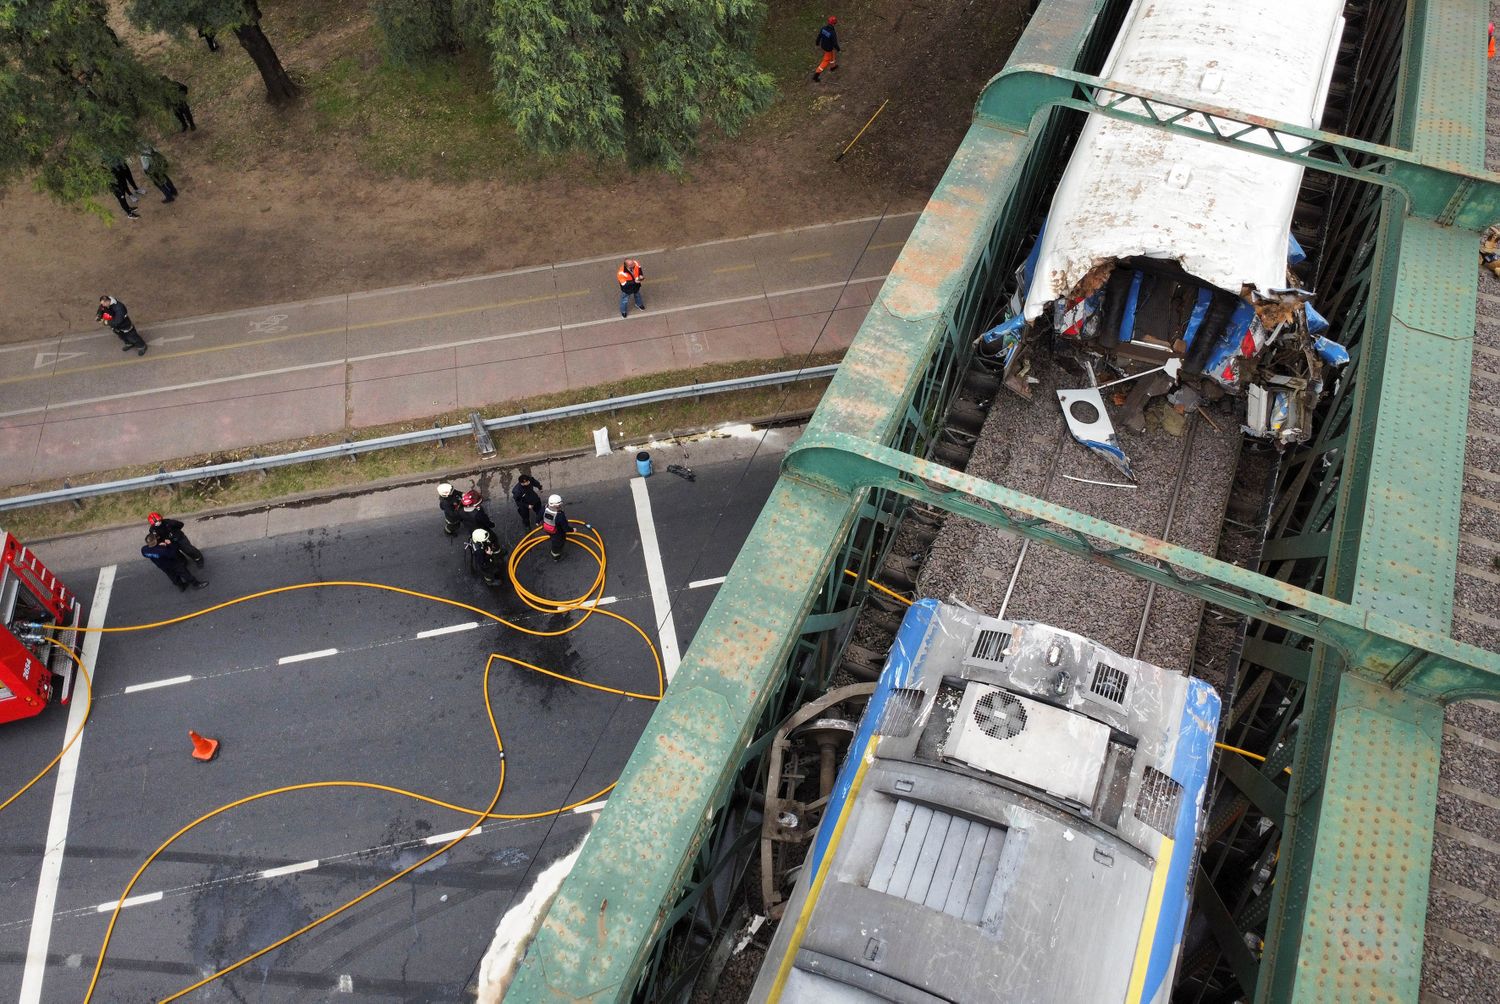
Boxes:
[618,258,645,318]
[1489,21,1495,59]
[813,16,840,82]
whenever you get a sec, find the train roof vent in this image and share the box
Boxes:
[973,691,1027,740]
[944,683,1110,804]
[968,627,1011,665]
[1134,766,1184,837]
[876,688,926,738]
[867,799,1009,927]
[1090,662,1130,705]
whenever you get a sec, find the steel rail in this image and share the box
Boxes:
[0,365,839,513]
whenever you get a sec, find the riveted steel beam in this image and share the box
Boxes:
[782,432,1500,700]
[974,64,1500,231]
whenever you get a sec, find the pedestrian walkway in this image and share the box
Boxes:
[0,214,916,489]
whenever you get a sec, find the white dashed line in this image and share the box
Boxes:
[416,622,479,639]
[278,648,339,665]
[571,800,609,814]
[630,478,681,681]
[425,827,478,845]
[95,890,162,913]
[123,674,193,694]
[581,596,618,608]
[687,576,726,590]
[259,860,320,879]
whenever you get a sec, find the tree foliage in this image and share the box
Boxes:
[488,0,774,171]
[127,0,298,102]
[373,0,458,66]
[0,0,175,210]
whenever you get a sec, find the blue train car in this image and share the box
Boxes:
[751,599,1221,1003]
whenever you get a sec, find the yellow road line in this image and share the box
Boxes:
[788,252,832,263]
[713,264,757,274]
[2,289,592,388]
[868,241,907,251]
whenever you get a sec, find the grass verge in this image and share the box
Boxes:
[1,354,839,543]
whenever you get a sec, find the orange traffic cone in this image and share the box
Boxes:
[188,730,220,762]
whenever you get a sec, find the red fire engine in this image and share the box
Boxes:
[0,531,84,726]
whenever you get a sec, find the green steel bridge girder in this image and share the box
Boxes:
[974,64,1500,231]
[782,432,1500,703]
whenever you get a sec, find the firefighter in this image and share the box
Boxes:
[438,482,463,535]
[142,532,208,591]
[97,295,148,355]
[617,259,645,318]
[542,493,570,560]
[459,488,496,537]
[812,16,840,82]
[466,528,507,586]
[147,512,204,566]
[511,473,545,529]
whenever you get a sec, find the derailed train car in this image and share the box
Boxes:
[750,600,1220,1003]
[981,0,1351,468]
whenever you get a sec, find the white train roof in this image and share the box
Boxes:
[1022,0,1346,320]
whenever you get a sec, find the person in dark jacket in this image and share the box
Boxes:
[140,145,178,203]
[511,474,545,530]
[458,488,496,538]
[438,482,463,535]
[97,295,147,355]
[542,493,569,560]
[147,512,204,566]
[812,16,840,82]
[111,159,146,199]
[166,77,196,132]
[465,528,507,586]
[142,533,208,591]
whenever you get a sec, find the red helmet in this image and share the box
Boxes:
[147,512,162,526]
[827,15,837,24]
[461,489,481,507]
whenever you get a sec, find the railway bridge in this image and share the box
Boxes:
[509,0,1500,1000]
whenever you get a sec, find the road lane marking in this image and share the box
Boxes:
[0,275,889,419]
[425,828,478,845]
[416,622,479,639]
[278,648,339,665]
[571,800,608,814]
[94,890,163,913]
[630,477,681,681]
[581,595,617,608]
[21,565,114,1004]
[789,252,832,263]
[687,576,726,589]
[33,351,87,370]
[713,264,757,274]
[867,241,907,251]
[153,335,196,345]
[123,674,193,693]
[259,860,320,879]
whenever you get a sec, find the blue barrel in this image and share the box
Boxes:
[636,451,653,477]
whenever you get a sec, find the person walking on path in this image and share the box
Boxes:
[111,160,146,199]
[140,146,178,203]
[167,78,196,132]
[197,26,220,52]
[466,528,507,586]
[147,512,204,566]
[97,295,148,355]
[438,483,464,535]
[107,178,141,219]
[542,494,570,560]
[142,533,209,591]
[618,259,645,318]
[511,474,545,530]
[812,16,840,82]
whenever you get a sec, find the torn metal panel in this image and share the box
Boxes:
[1057,386,1136,480]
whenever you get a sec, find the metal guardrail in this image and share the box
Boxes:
[0,365,839,513]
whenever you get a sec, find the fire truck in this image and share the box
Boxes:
[0,530,83,726]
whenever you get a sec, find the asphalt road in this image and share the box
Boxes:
[0,450,781,1002]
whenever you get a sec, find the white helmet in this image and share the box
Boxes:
[471,528,492,546]
[438,482,454,497]
[547,494,562,506]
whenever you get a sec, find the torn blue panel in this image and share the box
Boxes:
[1119,270,1144,343]
[1287,234,1307,266]
[1203,301,1258,386]
[1305,303,1330,334]
[1081,438,1135,482]
[1312,335,1350,367]
[1020,221,1047,290]
[1181,287,1214,350]
[978,315,1026,368]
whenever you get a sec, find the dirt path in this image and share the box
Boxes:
[2,0,1027,343]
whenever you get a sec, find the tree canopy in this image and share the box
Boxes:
[0,0,175,210]
[488,0,774,171]
[127,0,298,102]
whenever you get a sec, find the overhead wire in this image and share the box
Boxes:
[4,521,659,1001]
